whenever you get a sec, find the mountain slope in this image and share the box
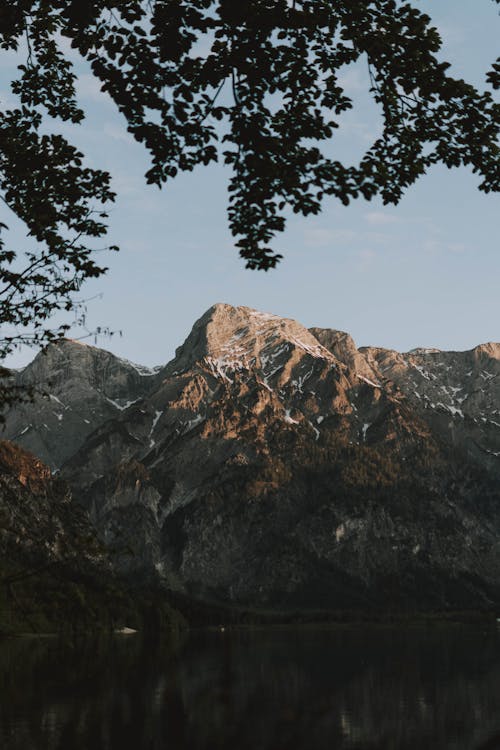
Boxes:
[2,339,161,469]
[5,304,500,614]
[0,440,184,634]
[0,439,120,633]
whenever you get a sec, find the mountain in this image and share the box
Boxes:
[0,439,117,633]
[0,440,184,634]
[358,341,500,470]
[2,339,161,469]
[4,304,500,615]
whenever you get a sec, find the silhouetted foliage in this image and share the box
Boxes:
[0,0,499,357]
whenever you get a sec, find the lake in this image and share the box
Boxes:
[1,624,500,749]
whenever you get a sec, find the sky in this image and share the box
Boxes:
[1,0,499,369]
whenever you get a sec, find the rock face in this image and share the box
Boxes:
[0,440,115,632]
[0,440,106,572]
[2,339,161,469]
[4,304,500,613]
[0,440,184,633]
[358,342,500,472]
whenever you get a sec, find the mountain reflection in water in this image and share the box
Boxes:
[2,625,500,750]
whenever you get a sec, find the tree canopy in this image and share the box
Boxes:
[0,0,499,360]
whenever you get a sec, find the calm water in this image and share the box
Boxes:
[2,625,500,749]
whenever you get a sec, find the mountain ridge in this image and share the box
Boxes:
[3,304,500,614]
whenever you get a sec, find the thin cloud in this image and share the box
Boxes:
[364,211,401,226]
[423,239,467,256]
[303,227,358,247]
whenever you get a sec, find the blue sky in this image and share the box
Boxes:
[1,1,499,368]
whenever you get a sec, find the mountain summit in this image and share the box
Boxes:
[4,305,500,613]
[165,302,337,378]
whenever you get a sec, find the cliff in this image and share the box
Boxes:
[4,304,500,615]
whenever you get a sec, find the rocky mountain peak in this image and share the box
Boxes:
[3,338,161,469]
[19,337,158,390]
[166,303,336,377]
[474,342,500,361]
[4,305,500,615]
[310,328,379,382]
[407,347,442,355]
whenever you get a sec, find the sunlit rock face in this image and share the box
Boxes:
[5,304,500,613]
[356,341,500,471]
[0,439,108,576]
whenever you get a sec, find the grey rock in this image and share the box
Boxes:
[6,305,500,613]
[2,338,161,469]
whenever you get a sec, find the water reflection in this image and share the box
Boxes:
[2,625,500,749]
